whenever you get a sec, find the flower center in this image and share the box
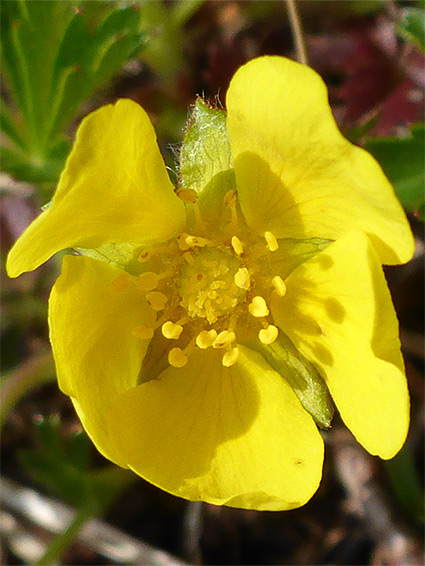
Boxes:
[179,247,245,324]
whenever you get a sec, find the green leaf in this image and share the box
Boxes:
[365,124,425,220]
[179,98,236,223]
[244,334,334,429]
[397,7,425,51]
[93,4,141,45]
[92,32,145,87]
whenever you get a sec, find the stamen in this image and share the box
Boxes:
[196,329,218,349]
[137,272,159,291]
[168,347,188,368]
[177,233,192,251]
[162,321,184,340]
[234,267,250,290]
[133,325,154,340]
[146,291,168,311]
[259,324,279,345]
[213,330,236,349]
[224,189,239,228]
[222,347,239,367]
[176,188,198,203]
[110,273,131,293]
[264,231,279,252]
[231,235,244,256]
[272,275,287,297]
[248,296,269,317]
[185,235,213,248]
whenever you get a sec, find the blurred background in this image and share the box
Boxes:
[1,1,424,564]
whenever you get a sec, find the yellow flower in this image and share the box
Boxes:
[7,56,414,511]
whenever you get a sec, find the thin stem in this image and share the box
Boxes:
[285,0,308,65]
[35,506,91,566]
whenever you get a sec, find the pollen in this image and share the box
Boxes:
[231,235,244,255]
[196,329,218,349]
[272,275,287,297]
[162,321,184,340]
[264,231,279,252]
[168,347,188,368]
[234,267,250,290]
[146,291,168,311]
[259,324,279,344]
[137,271,159,291]
[222,347,239,367]
[248,296,269,317]
[213,330,236,348]
[133,324,154,340]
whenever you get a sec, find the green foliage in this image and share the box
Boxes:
[397,7,425,52]
[365,124,425,220]
[1,1,146,185]
[20,414,133,514]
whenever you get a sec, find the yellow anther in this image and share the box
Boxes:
[213,330,236,349]
[146,291,168,311]
[132,325,154,340]
[264,231,279,252]
[177,233,192,251]
[196,329,218,349]
[222,347,239,367]
[234,267,250,290]
[272,275,287,297]
[177,188,198,203]
[168,347,188,368]
[231,235,244,255]
[248,296,269,317]
[162,321,184,340]
[185,235,212,248]
[137,272,159,291]
[259,325,279,345]
[110,273,131,293]
[138,248,155,263]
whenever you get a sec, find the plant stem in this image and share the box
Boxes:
[35,506,91,566]
[285,0,308,65]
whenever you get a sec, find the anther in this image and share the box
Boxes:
[248,296,269,317]
[162,321,184,340]
[177,188,198,203]
[234,267,250,290]
[213,330,236,349]
[222,347,239,367]
[272,275,287,297]
[133,325,154,340]
[168,347,188,368]
[177,233,192,251]
[259,324,279,345]
[137,272,159,291]
[264,231,279,252]
[110,273,131,293]
[231,235,244,256]
[146,291,168,311]
[185,235,213,248]
[196,329,218,349]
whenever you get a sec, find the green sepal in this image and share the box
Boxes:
[75,242,140,272]
[396,7,425,52]
[179,97,235,223]
[247,333,334,429]
[272,238,332,280]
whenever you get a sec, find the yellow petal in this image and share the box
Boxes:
[112,346,324,511]
[7,99,185,278]
[49,254,155,466]
[226,56,414,265]
[271,230,409,459]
